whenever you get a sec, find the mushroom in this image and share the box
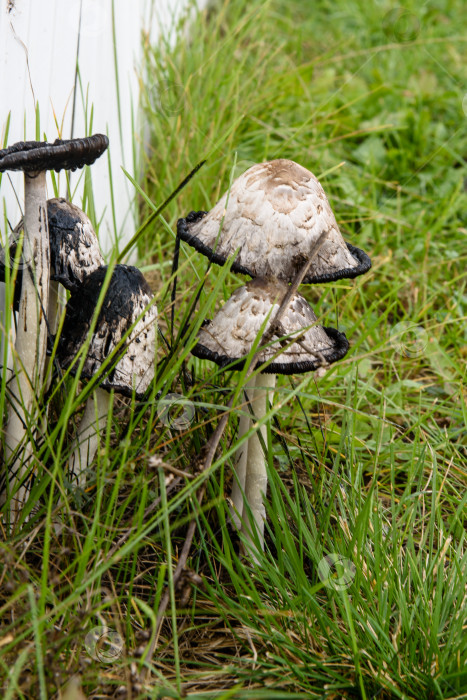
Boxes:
[57,264,157,486]
[1,197,104,320]
[39,197,104,288]
[177,159,371,284]
[42,197,105,337]
[0,134,108,520]
[191,277,349,556]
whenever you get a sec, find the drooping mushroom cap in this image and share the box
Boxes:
[178,159,371,284]
[46,198,104,289]
[192,278,349,374]
[1,198,104,292]
[58,265,157,397]
[0,134,109,173]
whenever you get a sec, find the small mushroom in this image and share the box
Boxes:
[0,134,108,522]
[191,277,348,556]
[42,197,105,338]
[38,197,105,292]
[1,197,104,317]
[58,264,157,485]
[177,159,371,284]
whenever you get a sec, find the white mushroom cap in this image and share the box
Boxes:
[178,159,371,283]
[46,198,104,289]
[1,198,104,297]
[192,278,349,373]
[58,265,157,397]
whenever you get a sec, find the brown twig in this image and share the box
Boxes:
[260,228,331,347]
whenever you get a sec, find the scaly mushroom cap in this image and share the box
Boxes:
[2,198,104,289]
[58,265,157,398]
[0,199,104,309]
[178,159,371,284]
[0,134,109,173]
[192,278,349,374]
[43,198,104,289]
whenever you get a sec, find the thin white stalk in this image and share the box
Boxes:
[47,280,61,336]
[43,280,61,392]
[230,376,256,527]
[68,387,110,488]
[5,171,50,525]
[38,280,63,443]
[240,372,276,558]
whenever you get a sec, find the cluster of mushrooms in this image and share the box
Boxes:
[1,142,370,551]
[178,159,371,555]
[0,135,157,524]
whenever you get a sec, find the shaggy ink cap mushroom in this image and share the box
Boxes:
[192,277,349,374]
[46,198,104,289]
[178,159,371,284]
[2,134,108,524]
[0,134,109,174]
[1,198,104,303]
[58,264,157,398]
[193,277,348,559]
[58,264,157,487]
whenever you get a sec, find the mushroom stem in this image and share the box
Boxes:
[230,376,256,527]
[4,170,50,524]
[43,280,61,391]
[47,280,61,335]
[39,280,61,442]
[240,372,276,558]
[68,387,110,488]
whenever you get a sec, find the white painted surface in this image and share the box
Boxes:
[0,0,206,375]
[0,0,205,254]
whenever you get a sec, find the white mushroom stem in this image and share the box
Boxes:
[47,280,61,335]
[230,376,256,528]
[68,387,110,488]
[238,372,276,558]
[43,280,61,391]
[4,170,50,524]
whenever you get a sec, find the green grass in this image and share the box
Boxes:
[1,0,466,697]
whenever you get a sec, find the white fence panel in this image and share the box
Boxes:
[0,0,204,253]
[0,0,206,375]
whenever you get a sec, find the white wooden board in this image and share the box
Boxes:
[0,0,206,374]
[0,0,206,254]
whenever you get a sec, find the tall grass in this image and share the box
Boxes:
[0,0,466,697]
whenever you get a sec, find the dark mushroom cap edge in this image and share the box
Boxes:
[177,211,371,284]
[191,325,349,375]
[57,265,156,400]
[0,134,109,173]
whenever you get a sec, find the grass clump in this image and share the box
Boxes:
[1,0,466,698]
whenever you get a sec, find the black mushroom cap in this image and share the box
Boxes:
[177,159,371,284]
[0,198,104,306]
[0,134,109,173]
[191,278,349,374]
[58,265,157,398]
